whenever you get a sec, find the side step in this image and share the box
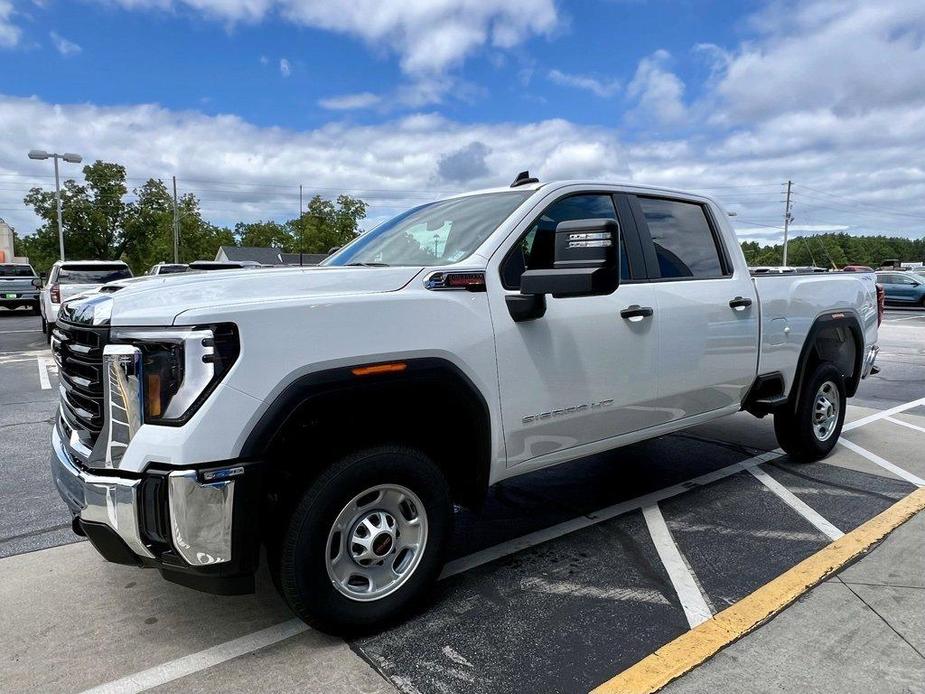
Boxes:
[753,395,788,408]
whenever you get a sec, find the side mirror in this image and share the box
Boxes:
[32,278,42,288]
[507,218,620,322]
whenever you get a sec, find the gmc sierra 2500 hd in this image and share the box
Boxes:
[50,175,880,633]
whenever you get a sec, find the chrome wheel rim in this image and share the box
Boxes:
[325,484,428,602]
[812,380,840,442]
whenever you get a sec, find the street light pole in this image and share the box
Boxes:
[28,150,82,261]
[53,155,64,262]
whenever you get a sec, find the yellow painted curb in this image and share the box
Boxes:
[591,486,925,694]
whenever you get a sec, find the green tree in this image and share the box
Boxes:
[289,194,367,254]
[739,232,925,269]
[21,161,130,273]
[234,220,295,251]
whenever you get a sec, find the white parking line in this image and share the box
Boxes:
[79,619,308,694]
[884,315,925,322]
[884,416,925,435]
[748,467,843,541]
[440,450,783,578]
[642,504,713,628]
[37,356,51,389]
[837,438,925,486]
[843,397,925,431]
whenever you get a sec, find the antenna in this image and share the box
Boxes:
[510,171,539,188]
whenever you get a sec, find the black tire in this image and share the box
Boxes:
[41,316,47,334]
[32,302,41,316]
[774,362,846,462]
[276,446,452,635]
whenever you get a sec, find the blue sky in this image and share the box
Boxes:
[1,0,924,242]
[3,1,745,130]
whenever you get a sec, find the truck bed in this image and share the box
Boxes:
[753,272,879,394]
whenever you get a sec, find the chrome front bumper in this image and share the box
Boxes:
[51,423,236,566]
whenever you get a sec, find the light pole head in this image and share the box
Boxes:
[28,150,50,160]
[62,153,82,163]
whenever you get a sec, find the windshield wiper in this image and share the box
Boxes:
[346,262,390,267]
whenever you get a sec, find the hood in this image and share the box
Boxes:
[95,265,423,325]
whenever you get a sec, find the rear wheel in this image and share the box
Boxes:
[276,446,452,635]
[774,362,846,462]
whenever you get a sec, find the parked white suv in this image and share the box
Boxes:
[49,177,880,633]
[40,260,132,336]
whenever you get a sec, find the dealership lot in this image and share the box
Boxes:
[1,308,924,693]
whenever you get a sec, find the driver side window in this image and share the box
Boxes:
[500,194,628,290]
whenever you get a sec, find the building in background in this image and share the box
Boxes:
[0,219,29,264]
[215,246,329,266]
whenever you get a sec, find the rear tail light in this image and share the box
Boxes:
[50,283,60,303]
[875,284,885,326]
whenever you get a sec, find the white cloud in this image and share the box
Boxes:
[0,94,626,235]
[50,31,82,56]
[0,0,21,48]
[706,0,925,123]
[278,57,290,77]
[5,1,925,244]
[100,0,560,75]
[626,49,687,126]
[319,92,381,111]
[547,69,619,98]
[318,78,466,112]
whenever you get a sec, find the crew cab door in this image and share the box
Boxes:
[629,194,759,421]
[487,190,661,469]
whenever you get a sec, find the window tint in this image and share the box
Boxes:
[0,264,35,277]
[57,265,132,284]
[501,194,628,289]
[638,197,725,279]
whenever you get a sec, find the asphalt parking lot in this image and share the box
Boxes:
[1,307,924,694]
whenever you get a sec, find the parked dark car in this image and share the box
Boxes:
[0,263,40,314]
[875,271,925,307]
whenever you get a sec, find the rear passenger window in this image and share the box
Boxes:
[638,197,725,279]
[501,194,629,290]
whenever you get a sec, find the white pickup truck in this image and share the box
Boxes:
[50,176,881,633]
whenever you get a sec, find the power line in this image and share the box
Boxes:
[796,183,925,221]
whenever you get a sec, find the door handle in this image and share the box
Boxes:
[620,305,654,321]
[729,296,753,310]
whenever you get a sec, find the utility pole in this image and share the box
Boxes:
[782,179,793,266]
[172,176,180,264]
[299,184,303,267]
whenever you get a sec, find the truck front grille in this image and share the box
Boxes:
[52,320,109,444]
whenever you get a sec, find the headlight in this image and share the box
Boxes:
[110,323,239,425]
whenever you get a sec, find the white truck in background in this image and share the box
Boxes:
[49,175,880,633]
[39,260,133,338]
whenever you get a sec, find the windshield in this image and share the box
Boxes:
[325,191,531,267]
[57,265,132,284]
[0,264,35,277]
[157,265,188,274]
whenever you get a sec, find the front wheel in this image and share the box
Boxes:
[276,446,452,635]
[774,362,846,462]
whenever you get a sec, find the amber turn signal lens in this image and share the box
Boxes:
[146,372,162,417]
[351,362,407,376]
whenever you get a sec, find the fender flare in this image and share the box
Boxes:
[789,310,865,409]
[239,357,493,499]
